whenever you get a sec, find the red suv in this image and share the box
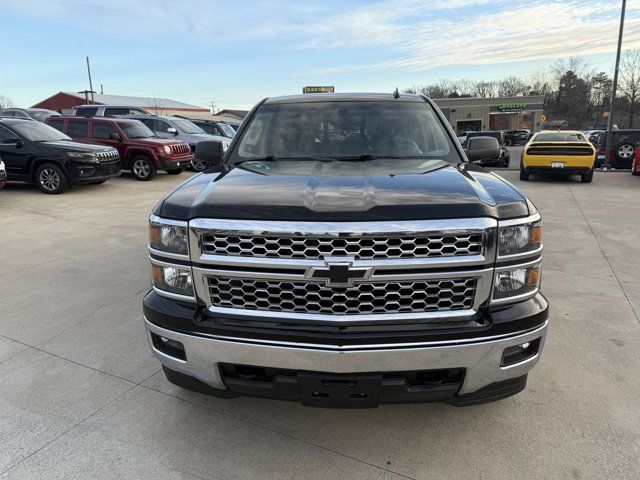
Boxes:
[633,146,640,176]
[45,117,194,180]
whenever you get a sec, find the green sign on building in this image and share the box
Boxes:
[498,103,526,113]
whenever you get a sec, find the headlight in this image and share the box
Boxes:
[492,263,541,303]
[498,215,541,257]
[149,217,188,255]
[68,152,97,160]
[151,264,193,297]
[163,145,172,154]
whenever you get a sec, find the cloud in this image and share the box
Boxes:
[296,0,640,74]
[2,0,638,73]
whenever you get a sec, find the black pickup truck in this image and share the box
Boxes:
[143,93,548,408]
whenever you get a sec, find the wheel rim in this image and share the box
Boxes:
[618,145,634,158]
[39,168,61,191]
[192,159,206,171]
[133,159,150,177]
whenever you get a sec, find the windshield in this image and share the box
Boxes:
[117,121,155,139]
[230,101,456,163]
[11,121,71,142]
[534,132,587,142]
[29,110,58,122]
[219,123,236,137]
[172,119,205,134]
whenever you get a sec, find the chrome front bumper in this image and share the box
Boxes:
[145,318,548,396]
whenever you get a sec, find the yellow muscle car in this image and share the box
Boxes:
[520,130,596,183]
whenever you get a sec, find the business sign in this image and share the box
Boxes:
[498,103,526,113]
[303,86,335,94]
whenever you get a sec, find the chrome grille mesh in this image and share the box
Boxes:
[200,233,483,260]
[208,277,476,315]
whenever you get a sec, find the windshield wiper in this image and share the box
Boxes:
[233,155,333,165]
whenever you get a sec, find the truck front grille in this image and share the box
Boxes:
[207,277,476,315]
[200,233,484,260]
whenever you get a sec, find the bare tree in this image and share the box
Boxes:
[619,49,640,128]
[451,79,474,97]
[473,80,498,98]
[498,76,528,97]
[0,94,14,111]
[152,97,166,116]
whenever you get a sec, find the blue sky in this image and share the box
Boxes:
[1,0,639,111]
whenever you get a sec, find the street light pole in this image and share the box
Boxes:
[603,0,626,171]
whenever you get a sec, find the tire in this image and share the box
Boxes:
[632,156,639,176]
[581,168,594,183]
[131,156,156,181]
[614,143,635,165]
[35,163,70,194]
[519,165,529,181]
[166,168,185,175]
[191,158,207,172]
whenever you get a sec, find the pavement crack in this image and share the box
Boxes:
[567,184,640,324]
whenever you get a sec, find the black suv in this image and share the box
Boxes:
[460,131,510,167]
[0,118,120,194]
[504,130,530,146]
[594,129,640,168]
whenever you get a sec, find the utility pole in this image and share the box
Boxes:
[86,56,95,104]
[603,0,626,171]
[100,84,104,95]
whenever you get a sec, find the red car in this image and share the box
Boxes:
[633,146,640,176]
[45,117,194,181]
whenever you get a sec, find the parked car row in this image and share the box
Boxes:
[45,117,195,181]
[0,102,236,193]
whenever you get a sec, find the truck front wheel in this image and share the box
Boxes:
[131,156,156,181]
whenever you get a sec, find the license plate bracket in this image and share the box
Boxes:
[298,373,382,408]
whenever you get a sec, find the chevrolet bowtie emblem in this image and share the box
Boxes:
[306,257,372,286]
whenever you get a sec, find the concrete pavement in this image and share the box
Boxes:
[0,169,639,479]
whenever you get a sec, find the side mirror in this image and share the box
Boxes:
[167,127,178,135]
[195,141,225,169]
[2,137,22,146]
[464,137,500,163]
[109,132,122,141]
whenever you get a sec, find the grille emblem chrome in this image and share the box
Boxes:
[306,257,373,287]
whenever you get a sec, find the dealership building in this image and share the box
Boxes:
[433,95,545,133]
[32,92,211,118]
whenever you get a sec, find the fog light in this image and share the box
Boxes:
[78,167,96,177]
[501,338,541,367]
[151,332,186,360]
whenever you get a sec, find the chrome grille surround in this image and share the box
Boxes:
[189,218,497,324]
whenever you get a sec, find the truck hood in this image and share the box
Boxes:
[158,159,529,221]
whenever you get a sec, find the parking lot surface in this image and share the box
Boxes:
[1,168,639,479]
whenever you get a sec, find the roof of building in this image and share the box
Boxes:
[57,92,208,111]
[213,109,250,119]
